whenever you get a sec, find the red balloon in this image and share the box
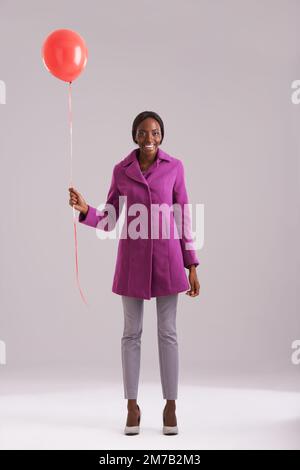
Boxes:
[42,29,88,82]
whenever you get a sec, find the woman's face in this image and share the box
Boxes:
[135,118,162,158]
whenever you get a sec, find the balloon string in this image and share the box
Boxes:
[68,81,89,307]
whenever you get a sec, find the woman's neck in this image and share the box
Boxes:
[137,148,158,166]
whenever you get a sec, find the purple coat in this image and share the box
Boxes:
[79,147,199,299]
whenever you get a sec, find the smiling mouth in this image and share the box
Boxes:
[143,144,155,149]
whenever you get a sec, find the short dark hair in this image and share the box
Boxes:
[132,111,164,144]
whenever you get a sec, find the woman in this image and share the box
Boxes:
[68,111,200,435]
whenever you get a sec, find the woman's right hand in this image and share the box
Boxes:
[68,187,89,215]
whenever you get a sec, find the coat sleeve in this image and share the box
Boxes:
[78,165,122,231]
[172,160,199,268]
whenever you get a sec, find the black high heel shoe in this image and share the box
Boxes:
[124,404,141,435]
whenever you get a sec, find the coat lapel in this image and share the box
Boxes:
[123,149,146,186]
[122,147,171,186]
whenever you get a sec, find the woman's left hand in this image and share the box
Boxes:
[186,265,200,297]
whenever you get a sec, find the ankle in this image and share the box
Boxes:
[165,400,176,411]
[165,407,176,413]
[127,400,138,411]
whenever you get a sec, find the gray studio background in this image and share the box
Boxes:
[0,0,299,385]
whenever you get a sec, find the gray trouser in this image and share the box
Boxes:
[121,294,179,400]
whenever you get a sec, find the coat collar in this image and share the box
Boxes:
[122,147,171,186]
[122,147,171,167]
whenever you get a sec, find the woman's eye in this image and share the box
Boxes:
[137,130,160,137]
